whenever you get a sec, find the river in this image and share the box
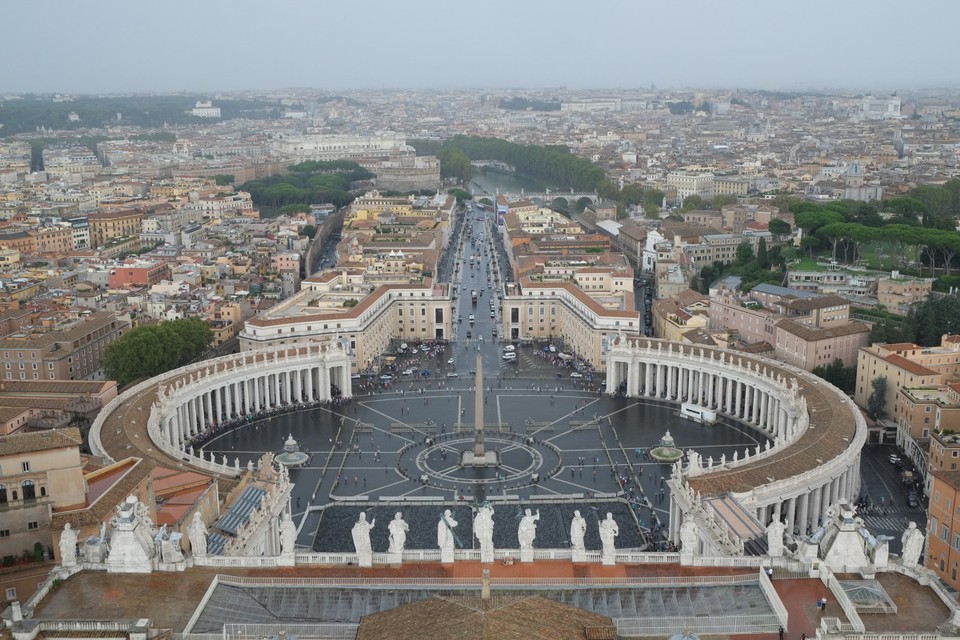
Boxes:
[469,167,548,197]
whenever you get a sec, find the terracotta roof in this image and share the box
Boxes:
[0,380,115,397]
[51,457,155,530]
[931,469,960,491]
[780,295,849,311]
[676,288,708,307]
[880,342,920,352]
[356,595,616,640]
[0,427,81,456]
[775,319,871,342]
[884,354,940,378]
[246,279,441,327]
[519,277,639,319]
[738,341,774,354]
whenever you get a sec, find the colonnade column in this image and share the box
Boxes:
[798,493,810,536]
[785,496,797,533]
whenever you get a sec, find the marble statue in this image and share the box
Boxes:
[599,513,619,566]
[160,534,184,564]
[351,512,375,566]
[518,508,540,562]
[59,523,78,568]
[766,519,785,557]
[679,519,699,564]
[438,509,458,563]
[388,513,409,556]
[570,511,587,562]
[188,513,208,557]
[473,504,495,564]
[279,511,297,557]
[901,521,925,566]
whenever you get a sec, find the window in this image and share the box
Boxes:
[28,521,38,530]
[0,530,8,538]
[21,461,30,472]
[4,587,14,600]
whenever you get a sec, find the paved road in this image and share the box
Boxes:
[858,442,926,553]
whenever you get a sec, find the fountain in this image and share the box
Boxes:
[275,434,310,468]
[649,430,683,462]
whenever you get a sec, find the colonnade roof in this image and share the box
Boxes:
[95,345,330,497]
[615,338,862,497]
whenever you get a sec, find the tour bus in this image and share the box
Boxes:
[680,402,717,425]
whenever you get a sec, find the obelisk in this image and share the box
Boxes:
[473,346,485,456]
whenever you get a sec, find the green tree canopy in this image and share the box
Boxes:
[768,218,792,240]
[102,318,213,388]
[711,194,738,209]
[680,195,704,212]
[301,225,317,239]
[437,148,473,183]
[867,377,888,419]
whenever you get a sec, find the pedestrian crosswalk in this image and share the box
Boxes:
[859,514,921,533]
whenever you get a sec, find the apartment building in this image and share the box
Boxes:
[0,312,130,381]
[855,336,960,418]
[501,277,641,369]
[666,172,714,204]
[88,209,143,248]
[877,274,934,316]
[32,226,74,255]
[926,470,960,590]
[239,271,452,372]
[107,260,171,289]
[0,428,85,562]
[652,290,710,342]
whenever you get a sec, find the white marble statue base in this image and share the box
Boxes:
[572,549,587,562]
[460,450,499,467]
[441,549,454,564]
[388,552,403,565]
[356,553,373,568]
[276,553,295,567]
[520,547,533,563]
[480,549,493,564]
[601,552,616,566]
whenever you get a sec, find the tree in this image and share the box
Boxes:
[301,225,317,239]
[867,376,888,419]
[812,358,857,393]
[913,294,960,346]
[279,203,311,215]
[757,238,769,269]
[447,188,472,202]
[643,189,665,208]
[437,148,473,183]
[768,218,792,241]
[680,195,704,212]
[735,241,755,266]
[212,174,235,186]
[102,318,213,388]
[800,236,821,257]
[711,194,737,209]
[643,203,661,219]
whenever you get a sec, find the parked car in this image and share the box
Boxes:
[570,372,584,378]
[446,372,459,378]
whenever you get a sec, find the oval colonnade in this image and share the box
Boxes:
[605,337,866,549]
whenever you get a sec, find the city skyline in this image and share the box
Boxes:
[4,0,960,94]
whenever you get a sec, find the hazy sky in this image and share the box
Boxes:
[4,0,958,94]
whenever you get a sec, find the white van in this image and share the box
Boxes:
[503,345,516,353]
